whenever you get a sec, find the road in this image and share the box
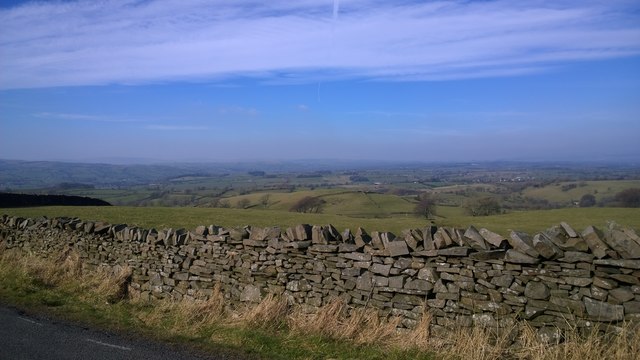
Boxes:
[0,306,242,360]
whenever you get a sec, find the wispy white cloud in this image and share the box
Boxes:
[33,112,142,122]
[217,106,258,116]
[1,0,639,89]
[146,124,209,131]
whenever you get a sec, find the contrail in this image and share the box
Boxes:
[318,0,340,103]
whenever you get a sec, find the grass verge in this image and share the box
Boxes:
[1,247,638,359]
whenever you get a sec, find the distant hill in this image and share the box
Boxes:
[0,193,111,207]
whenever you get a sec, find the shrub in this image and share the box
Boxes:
[615,188,640,208]
[579,194,596,208]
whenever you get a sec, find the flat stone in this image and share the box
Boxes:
[469,249,507,261]
[342,252,371,261]
[624,301,640,314]
[609,274,640,285]
[525,281,550,300]
[559,251,594,263]
[609,287,635,302]
[437,246,472,257]
[386,239,410,257]
[505,249,539,264]
[593,277,618,289]
[391,293,424,306]
[563,276,592,287]
[491,274,514,288]
[404,279,433,291]
[550,296,585,316]
[356,271,374,291]
[593,259,640,269]
[584,297,624,321]
[370,263,392,276]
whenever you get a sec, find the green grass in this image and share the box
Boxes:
[2,205,639,236]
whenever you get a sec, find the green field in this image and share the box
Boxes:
[522,180,640,204]
[3,206,638,236]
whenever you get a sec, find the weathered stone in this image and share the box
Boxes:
[370,263,392,276]
[624,301,640,314]
[433,228,453,249]
[479,228,509,249]
[417,267,439,282]
[460,297,511,315]
[354,227,371,247]
[593,276,618,289]
[560,222,578,238]
[581,226,609,259]
[609,287,635,302]
[491,274,514,288]
[295,224,312,240]
[559,251,594,263]
[525,282,550,300]
[591,286,608,301]
[463,226,488,251]
[310,244,338,252]
[537,327,563,345]
[342,252,371,261]
[470,249,507,261]
[240,285,261,303]
[385,239,410,257]
[610,274,640,285]
[563,276,592,287]
[550,296,585,315]
[505,249,539,264]
[391,293,424,306]
[593,259,640,269]
[509,231,540,258]
[545,225,588,252]
[356,271,374,291]
[388,276,405,289]
[584,297,624,321]
[436,246,472,257]
[603,227,640,259]
[532,233,563,259]
[404,279,433,291]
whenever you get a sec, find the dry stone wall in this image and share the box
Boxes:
[2,214,640,339]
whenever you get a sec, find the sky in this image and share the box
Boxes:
[1,0,639,163]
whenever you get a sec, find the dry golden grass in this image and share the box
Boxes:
[237,293,289,330]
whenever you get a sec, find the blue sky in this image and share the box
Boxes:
[1,0,639,163]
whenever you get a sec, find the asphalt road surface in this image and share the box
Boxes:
[0,306,242,360]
